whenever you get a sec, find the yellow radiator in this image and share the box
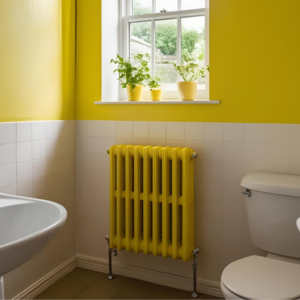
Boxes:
[109,145,195,262]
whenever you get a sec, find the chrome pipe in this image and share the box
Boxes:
[191,248,200,298]
[105,235,118,280]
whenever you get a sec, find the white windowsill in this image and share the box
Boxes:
[95,100,220,105]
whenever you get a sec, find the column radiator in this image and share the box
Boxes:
[108,145,195,262]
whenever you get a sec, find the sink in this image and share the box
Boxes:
[0,193,67,298]
[297,218,300,233]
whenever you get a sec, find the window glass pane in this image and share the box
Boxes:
[130,21,152,65]
[155,19,178,84]
[156,0,177,13]
[133,0,152,15]
[181,0,205,10]
[181,16,206,86]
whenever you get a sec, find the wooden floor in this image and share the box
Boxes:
[35,268,223,299]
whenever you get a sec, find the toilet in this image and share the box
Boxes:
[221,172,300,300]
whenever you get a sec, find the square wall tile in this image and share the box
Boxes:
[0,123,16,145]
[185,122,203,141]
[102,121,117,137]
[17,161,32,183]
[167,139,185,148]
[203,141,223,161]
[32,140,46,160]
[133,121,149,139]
[101,138,117,153]
[0,185,16,195]
[224,123,244,142]
[46,121,59,139]
[267,164,291,174]
[0,164,16,188]
[201,160,224,179]
[245,124,267,143]
[76,120,90,136]
[149,122,167,139]
[0,144,16,166]
[117,121,133,138]
[204,123,223,141]
[224,142,245,162]
[267,144,290,166]
[32,122,45,140]
[133,138,149,146]
[244,143,267,164]
[32,159,46,179]
[244,163,267,174]
[224,162,245,181]
[291,145,300,167]
[89,121,102,137]
[17,181,32,197]
[58,120,76,137]
[17,142,32,163]
[149,138,167,147]
[291,125,300,146]
[167,122,185,140]
[17,122,32,142]
[117,138,133,145]
[267,124,291,145]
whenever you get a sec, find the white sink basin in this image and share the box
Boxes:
[297,218,300,233]
[0,193,67,278]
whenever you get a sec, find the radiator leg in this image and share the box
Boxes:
[191,248,200,298]
[106,235,118,280]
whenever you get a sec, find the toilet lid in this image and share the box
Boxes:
[222,256,300,300]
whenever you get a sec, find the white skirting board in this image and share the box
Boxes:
[77,254,223,298]
[13,256,77,300]
[13,254,223,299]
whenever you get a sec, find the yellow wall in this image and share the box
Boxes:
[0,0,75,122]
[76,0,300,123]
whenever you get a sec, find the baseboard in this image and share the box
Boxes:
[14,256,76,300]
[76,254,223,298]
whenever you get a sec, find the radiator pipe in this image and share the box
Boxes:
[106,148,197,159]
[106,235,118,280]
[191,248,200,298]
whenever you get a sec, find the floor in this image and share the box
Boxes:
[35,268,223,299]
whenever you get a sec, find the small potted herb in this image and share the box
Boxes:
[148,76,162,101]
[111,54,151,101]
[174,59,209,101]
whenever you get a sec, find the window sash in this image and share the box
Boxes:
[130,0,199,15]
[123,9,205,69]
[120,1,209,100]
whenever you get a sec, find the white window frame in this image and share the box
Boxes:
[118,0,210,101]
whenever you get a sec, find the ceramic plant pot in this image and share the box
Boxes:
[177,81,197,101]
[127,84,143,101]
[150,89,162,101]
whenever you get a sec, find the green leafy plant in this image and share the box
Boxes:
[148,76,161,90]
[110,54,151,89]
[173,59,209,82]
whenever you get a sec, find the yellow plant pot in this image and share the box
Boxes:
[177,81,197,101]
[150,89,162,101]
[127,84,143,101]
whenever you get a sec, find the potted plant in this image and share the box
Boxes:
[111,54,151,101]
[148,76,162,101]
[174,59,209,101]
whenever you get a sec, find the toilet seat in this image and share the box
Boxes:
[221,256,300,300]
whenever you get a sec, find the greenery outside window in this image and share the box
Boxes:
[120,0,209,101]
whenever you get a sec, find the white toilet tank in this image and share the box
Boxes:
[241,172,300,258]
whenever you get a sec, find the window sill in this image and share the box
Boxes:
[94,100,220,105]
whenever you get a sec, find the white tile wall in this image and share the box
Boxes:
[3,120,299,291]
[76,121,300,283]
[0,120,76,299]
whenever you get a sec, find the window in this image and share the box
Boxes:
[120,0,209,101]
